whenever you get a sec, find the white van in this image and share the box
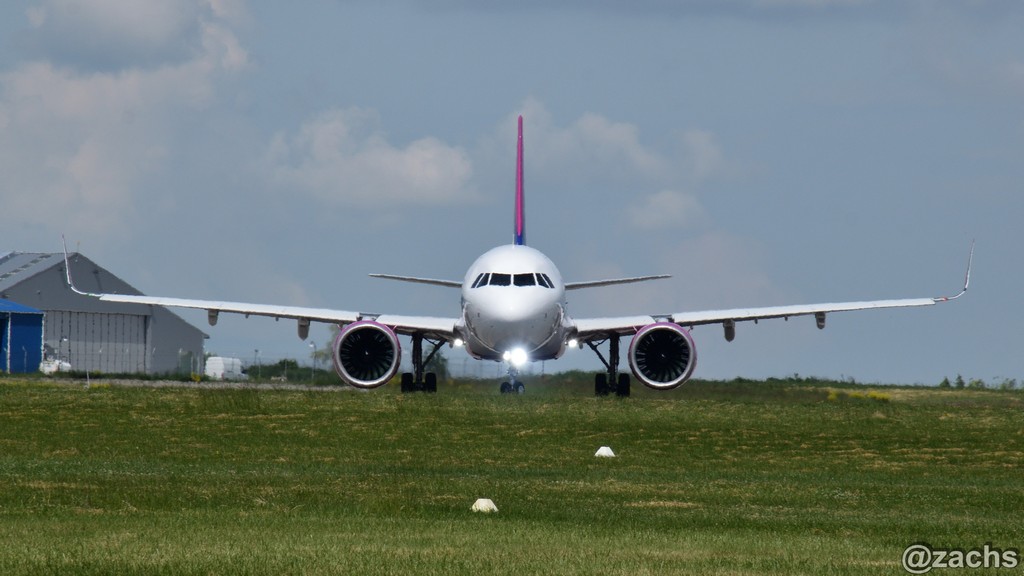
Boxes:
[204,356,248,381]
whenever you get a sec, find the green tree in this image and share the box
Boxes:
[259,359,299,380]
[311,325,337,365]
[426,348,449,380]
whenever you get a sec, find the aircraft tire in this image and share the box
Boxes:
[514,381,525,394]
[425,372,437,393]
[616,374,631,397]
[500,382,512,394]
[594,373,609,397]
[401,372,415,393]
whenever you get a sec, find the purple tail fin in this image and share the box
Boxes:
[514,115,525,246]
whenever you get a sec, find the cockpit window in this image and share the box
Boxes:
[489,273,512,286]
[474,272,555,288]
[513,273,536,287]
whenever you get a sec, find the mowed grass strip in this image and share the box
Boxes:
[0,379,1021,575]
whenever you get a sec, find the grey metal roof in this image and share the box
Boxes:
[0,252,61,293]
[0,250,207,339]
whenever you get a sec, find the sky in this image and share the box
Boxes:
[1,0,1020,385]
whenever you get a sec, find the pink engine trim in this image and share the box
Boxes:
[627,322,697,390]
[331,320,401,389]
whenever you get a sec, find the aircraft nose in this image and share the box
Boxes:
[494,295,551,323]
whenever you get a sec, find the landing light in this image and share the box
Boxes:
[567,338,579,349]
[453,338,464,347]
[507,348,528,367]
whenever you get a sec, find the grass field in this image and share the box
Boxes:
[0,377,1021,575]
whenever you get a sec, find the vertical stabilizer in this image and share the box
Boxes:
[514,115,525,246]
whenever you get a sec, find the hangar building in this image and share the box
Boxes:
[0,300,43,374]
[0,251,205,374]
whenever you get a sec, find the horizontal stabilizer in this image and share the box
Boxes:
[565,274,670,291]
[369,274,462,288]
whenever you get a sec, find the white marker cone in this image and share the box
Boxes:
[471,498,498,513]
[595,446,616,457]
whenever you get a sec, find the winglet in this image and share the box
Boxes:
[514,115,525,246]
[935,240,974,302]
[61,235,92,297]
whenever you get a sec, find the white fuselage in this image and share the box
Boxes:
[457,244,571,363]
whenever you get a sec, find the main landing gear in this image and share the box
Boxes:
[587,333,631,397]
[400,333,443,393]
[499,366,526,395]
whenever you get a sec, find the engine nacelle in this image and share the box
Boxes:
[331,321,401,388]
[627,322,697,390]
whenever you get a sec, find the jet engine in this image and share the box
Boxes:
[331,321,401,388]
[627,322,697,390]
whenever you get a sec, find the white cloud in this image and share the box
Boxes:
[511,99,669,182]
[661,232,785,307]
[628,190,708,230]
[751,0,873,7]
[500,100,730,191]
[31,0,197,38]
[568,231,789,324]
[646,232,788,312]
[560,113,666,176]
[24,1,214,69]
[0,2,248,239]
[26,6,46,27]
[494,101,725,234]
[199,20,249,71]
[435,0,908,20]
[267,108,474,206]
[680,129,724,180]
[207,0,248,21]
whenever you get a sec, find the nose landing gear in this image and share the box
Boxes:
[499,366,525,394]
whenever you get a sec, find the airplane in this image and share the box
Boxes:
[64,115,972,396]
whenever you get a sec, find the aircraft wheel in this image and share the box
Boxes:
[514,381,525,395]
[616,374,631,397]
[500,382,512,394]
[401,372,415,393]
[425,372,438,393]
[595,373,609,397]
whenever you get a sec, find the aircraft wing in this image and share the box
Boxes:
[573,243,972,341]
[572,316,656,339]
[62,242,457,341]
[75,292,459,339]
[84,293,361,324]
[573,295,956,342]
[373,315,459,338]
[668,298,939,327]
